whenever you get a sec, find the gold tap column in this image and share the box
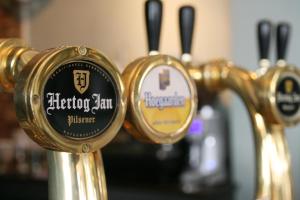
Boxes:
[189,60,295,200]
[48,151,107,200]
[267,125,292,200]
[178,11,294,199]
[0,39,126,200]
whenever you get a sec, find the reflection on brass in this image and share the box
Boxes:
[0,38,127,200]
[181,56,217,106]
[48,150,107,200]
[189,59,300,200]
[122,54,197,144]
[0,38,37,92]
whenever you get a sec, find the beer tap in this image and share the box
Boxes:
[257,20,272,74]
[0,39,127,200]
[276,22,290,66]
[188,19,300,199]
[122,0,197,144]
[179,6,228,192]
[257,21,297,200]
[179,6,195,65]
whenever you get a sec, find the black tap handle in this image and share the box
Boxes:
[145,0,162,52]
[276,22,290,60]
[179,6,195,54]
[257,20,272,60]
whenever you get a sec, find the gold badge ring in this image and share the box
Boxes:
[123,54,197,144]
[14,46,127,153]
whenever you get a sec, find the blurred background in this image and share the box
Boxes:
[0,0,299,199]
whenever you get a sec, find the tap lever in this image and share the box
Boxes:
[276,22,290,64]
[257,20,272,62]
[145,0,162,53]
[179,6,195,58]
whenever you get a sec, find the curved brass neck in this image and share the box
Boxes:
[193,61,293,200]
[48,150,107,200]
[250,112,271,199]
[0,39,38,92]
[254,123,292,200]
[267,125,293,200]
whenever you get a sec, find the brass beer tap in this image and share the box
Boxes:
[188,19,299,200]
[179,5,229,192]
[122,0,197,144]
[0,39,127,200]
[179,6,217,106]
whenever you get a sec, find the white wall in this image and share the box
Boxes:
[230,0,300,199]
[24,0,230,71]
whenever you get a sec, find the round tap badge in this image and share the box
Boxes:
[43,60,119,139]
[139,65,192,134]
[275,72,300,118]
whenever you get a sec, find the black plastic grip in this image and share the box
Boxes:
[276,22,290,60]
[145,0,162,52]
[257,20,272,60]
[179,6,195,54]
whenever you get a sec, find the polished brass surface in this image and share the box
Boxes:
[189,59,296,200]
[0,38,37,92]
[48,150,107,200]
[181,55,217,106]
[0,38,125,200]
[123,54,197,144]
